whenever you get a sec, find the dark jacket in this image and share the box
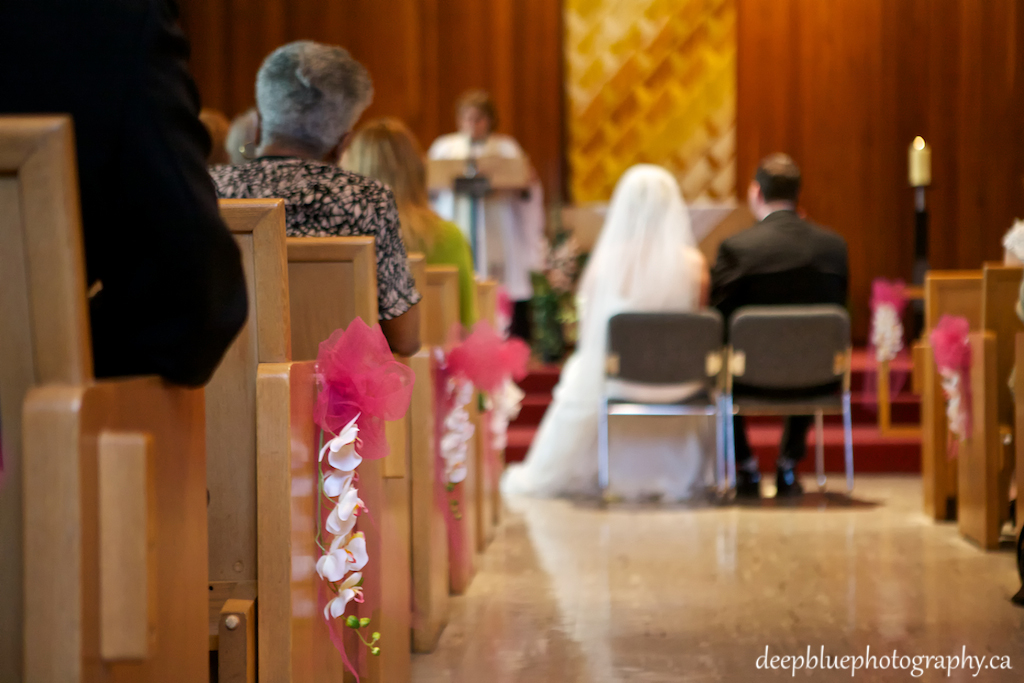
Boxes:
[710,209,848,325]
[0,0,247,386]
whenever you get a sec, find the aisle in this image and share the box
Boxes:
[412,476,1024,682]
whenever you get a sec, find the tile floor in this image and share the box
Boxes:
[412,476,1024,682]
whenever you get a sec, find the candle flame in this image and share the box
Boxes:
[913,136,926,150]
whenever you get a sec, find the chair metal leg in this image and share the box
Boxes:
[598,395,610,490]
[843,392,854,492]
[725,395,737,490]
[715,396,726,493]
[815,410,826,491]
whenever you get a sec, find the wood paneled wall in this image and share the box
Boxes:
[737,0,1024,338]
[177,0,564,201]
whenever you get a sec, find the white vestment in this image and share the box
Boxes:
[502,165,713,501]
[427,132,545,302]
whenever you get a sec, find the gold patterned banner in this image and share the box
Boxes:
[566,0,736,202]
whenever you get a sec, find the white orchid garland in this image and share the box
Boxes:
[440,377,475,487]
[315,414,380,656]
[871,303,904,363]
[940,369,968,442]
[486,378,525,451]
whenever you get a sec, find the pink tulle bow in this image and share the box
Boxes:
[446,321,530,394]
[870,278,908,315]
[314,318,415,460]
[930,315,971,373]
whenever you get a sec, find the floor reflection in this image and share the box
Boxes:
[412,476,1024,682]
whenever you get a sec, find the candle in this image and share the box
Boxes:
[908,136,931,187]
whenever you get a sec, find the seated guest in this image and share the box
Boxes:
[711,153,848,498]
[343,117,478,327]
[503,165,711,501]
[0,0,248,387]
[225,108,258,165]
[210,41,422,356]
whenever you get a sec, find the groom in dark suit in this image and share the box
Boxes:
[711,154,848,497]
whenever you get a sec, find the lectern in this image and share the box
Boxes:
[428,155,531,277]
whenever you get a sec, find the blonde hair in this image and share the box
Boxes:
[342,117,442,252]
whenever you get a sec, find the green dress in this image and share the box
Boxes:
[425,220,478,327]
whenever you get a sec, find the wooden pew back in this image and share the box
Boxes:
[0,115,206,682]
[424,265,461,346]
[288,236,378,361]
[408,252,428,342]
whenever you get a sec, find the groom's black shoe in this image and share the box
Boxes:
[775,466,804,497]
[735,468,761,498]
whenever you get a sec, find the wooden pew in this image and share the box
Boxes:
[423,265,478,593]
[920,271,983,521]
[0,116,207,681]
[959,265,1022,548]
[210,199,353,681]
[287,237,411,683]
[403,254,449,653]
[475,279,501,543]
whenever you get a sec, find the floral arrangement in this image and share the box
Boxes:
[531,229,586,361]
[870,278,907,363]
[930,315,972,454]
[312,319,414,671]
[433,351,475,519]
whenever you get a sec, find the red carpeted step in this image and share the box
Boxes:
[506,425,537,463]
[747,423,920,473]
[516,364,560,394]
[514,394,552,426]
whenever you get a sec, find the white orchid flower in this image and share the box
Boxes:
[326,487,364,534]
[447,462,468,484]
[316,529,368,581]
[323,572,364,619]
[318,414,361,463]
[323,469,354,499]
[342,532,368,571]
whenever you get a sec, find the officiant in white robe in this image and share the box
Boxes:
[428,90,545,340]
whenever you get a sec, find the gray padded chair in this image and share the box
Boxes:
[598,311,728,492]
[725,305,854,492]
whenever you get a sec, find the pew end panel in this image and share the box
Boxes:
[22,378,208,682]
[960,332,1002,549]
[450,399,480,595]
[287,236,379,362]
[1,115,94,679]
[921,271,983,520]
[475,277,504,529]
[404,351,450,652]
[257,360,350,683]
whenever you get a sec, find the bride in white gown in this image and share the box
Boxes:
[502,164,713,501]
